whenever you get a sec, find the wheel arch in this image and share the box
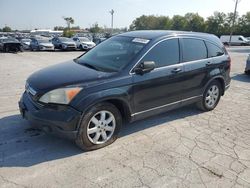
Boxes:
[75,95,132,131]
[204,76,226,96]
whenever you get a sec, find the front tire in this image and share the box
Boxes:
[76,102,122,151]
[197,80,222,111]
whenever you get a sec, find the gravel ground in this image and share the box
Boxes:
[0,48,250,188]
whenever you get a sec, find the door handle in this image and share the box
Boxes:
[171,68,182,73]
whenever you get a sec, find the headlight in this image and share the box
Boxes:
[62,44,67,48]
[39,87,82,104]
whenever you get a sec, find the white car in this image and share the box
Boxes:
[220,35,250,46]
[72,37,96,50]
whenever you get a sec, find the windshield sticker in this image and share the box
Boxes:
[132,38,150,44]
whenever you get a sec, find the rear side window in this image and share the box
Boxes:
[182,38,207,62]
[142,39,180,68]
[206,42,224,57]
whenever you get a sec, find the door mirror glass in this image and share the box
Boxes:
[134,61,155,75]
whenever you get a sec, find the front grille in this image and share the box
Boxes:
[67,45,75,48]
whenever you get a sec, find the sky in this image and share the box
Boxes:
[0,0,249,30]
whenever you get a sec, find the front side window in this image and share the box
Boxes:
[76,36,147,72]
[142,39,180,68]
[182,38,207,62]
[206,42,224,58]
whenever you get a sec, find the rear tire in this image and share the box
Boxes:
[245,70,250,75]
[76,102,122,151]
[196,80,222,111]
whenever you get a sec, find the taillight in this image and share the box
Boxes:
[228,56,231,71]
[224,47,231,71]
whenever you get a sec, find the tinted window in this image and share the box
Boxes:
[182,39,207,62]
[206,42,224,57]
[142,39,180,68]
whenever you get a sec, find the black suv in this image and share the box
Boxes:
[19,30,231,150]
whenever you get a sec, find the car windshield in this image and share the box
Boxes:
[59,37,72,42]
[3,38,18,42]
[76,36,149,72]
[79,37,90,42]
[37,39,50,43]
[21,39,31,42]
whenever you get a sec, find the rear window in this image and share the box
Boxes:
[205,42,224,57]
[182,38,207,62]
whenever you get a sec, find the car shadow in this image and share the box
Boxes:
[0,105,201,167]
[231,73,250,83]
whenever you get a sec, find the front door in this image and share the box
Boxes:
[132,38,184,118]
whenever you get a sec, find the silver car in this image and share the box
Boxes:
[245,54,250,75]
[30,38,54,51]
[52,37,77,50]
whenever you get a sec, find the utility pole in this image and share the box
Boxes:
[109,9,114,34]
[229,0,240,46]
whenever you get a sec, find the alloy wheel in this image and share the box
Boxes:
[205,85,219,108]
[87,110,116,144]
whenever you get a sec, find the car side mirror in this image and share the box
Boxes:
[134,61,155,75]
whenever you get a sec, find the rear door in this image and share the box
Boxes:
[180,38,210,99]
[132,38,184,116]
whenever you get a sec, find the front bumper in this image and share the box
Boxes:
[62,45,76,50]
[19,92,81,140]
[39,46,55,51]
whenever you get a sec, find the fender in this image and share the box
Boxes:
[74,87,132,115]
[203,75,226,95]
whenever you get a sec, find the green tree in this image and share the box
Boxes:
[2,26,11,32]
[171,15,187,30]
[63,29,75,37]
[63,17,74,29]
[54,26,65,31]
[89,23,102,33]
[129,15,171,30]
[205,12,227,36]
[184,13,205,32]
[236,12,250,36]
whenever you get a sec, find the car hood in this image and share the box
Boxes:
[27,60,113,93]
[81,41,95,45]
[62,42,75,45]
[23,42,30,45]
[3,41,20,44]
[40,42,53,46]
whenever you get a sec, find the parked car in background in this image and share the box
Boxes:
[20,38,31,50]
[19,30,231,151]
[72,37,96,50]
[52,37,77,50]
[30,38,54,51]
[220,35,250,46]
[0,37,23,52]
[245,54,250,75]
[93,37,107,45]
